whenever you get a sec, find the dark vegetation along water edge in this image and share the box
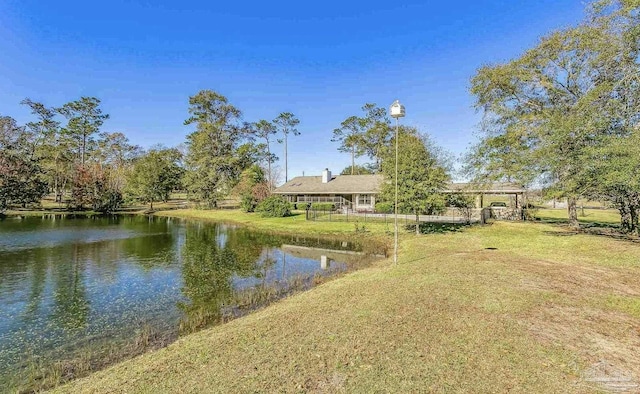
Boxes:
[0,214,385,393]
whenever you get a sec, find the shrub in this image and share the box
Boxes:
[375,202,393,213]
[93,190,124,213]
[311,202,335,211]
[446,194,476,224]
[240,194,258,213]
[255,196,291,217]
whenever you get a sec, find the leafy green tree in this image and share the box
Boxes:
[468,0,640,228]
[21,99,59,159]
[233,165,269,212]
[183,90,254,207]
[579,127,640,234]
[0,115,28,151]
[380,128,450,234]
[0,153,48,212]
[581,0,640,233]
[67,163,123,212]
[125,147,183,210]
[96,132,141,194]
[446,194,476,224]
[340,164,374,175]
[0,115,48,211]
[21,99,71,203]
[463,124,537,187]
[273,112,300,182]
[57,97,109,165]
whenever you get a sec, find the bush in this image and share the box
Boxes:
[93,190,124,213]
[255,196,291,217]
[311,202,335,211]
[375,202,393,213]
[446,194,475,224]
[240,194,258,213]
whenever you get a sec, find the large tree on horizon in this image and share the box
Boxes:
[252,119,278,190]
[21,99,71,203]
[332,115,366,175]
[333,103,392,175]
[467,0,640,229]
[57,97,109,165]
[183,90,258,207]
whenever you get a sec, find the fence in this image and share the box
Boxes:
[304,207,526,224]
[305,208,481,224]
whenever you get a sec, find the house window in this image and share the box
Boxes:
[358,194,371,205]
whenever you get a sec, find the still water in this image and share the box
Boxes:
[0,215,376,386]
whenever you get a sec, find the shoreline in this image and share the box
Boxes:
[50,219,640,393]
[1,209,390,393]
[3,210,640,392]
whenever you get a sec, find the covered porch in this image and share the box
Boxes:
[443,182,527,220]
[284,193,376,212]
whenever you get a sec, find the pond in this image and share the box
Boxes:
[0,215,381,390]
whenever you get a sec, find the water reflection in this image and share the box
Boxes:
[0,215,379,390]
[51,245,90,331]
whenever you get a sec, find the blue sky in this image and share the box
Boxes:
[0,0,586,181]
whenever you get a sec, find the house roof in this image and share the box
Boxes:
[274,175,526,195]
[273,175,384,195]
[443,182,526,194]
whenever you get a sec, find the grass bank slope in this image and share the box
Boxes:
[55,221,640,393]
[155,209,391,236]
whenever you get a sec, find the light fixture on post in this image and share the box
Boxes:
[389,100,405,265]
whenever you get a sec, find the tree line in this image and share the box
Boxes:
[4,0,635,234]
[0,91,300,213]
[465,0,639,233]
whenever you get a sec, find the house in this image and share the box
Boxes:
[273,169,382,211]
[273,168,527,213]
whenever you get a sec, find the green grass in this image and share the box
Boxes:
[534,208,621,226]
[53,218,640,393]
[154,208,392,236]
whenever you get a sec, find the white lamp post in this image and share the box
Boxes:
[389,100,405,265]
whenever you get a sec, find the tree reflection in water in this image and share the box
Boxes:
[0,216,378,392]
[178,223,281,333]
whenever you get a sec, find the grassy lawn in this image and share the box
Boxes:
[53,216,640,393]
[535,208,621,226]
[154,208,393,236]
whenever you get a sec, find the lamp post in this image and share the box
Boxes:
[389,100,405,265]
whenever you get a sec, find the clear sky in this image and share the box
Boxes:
[0,0,586,181]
